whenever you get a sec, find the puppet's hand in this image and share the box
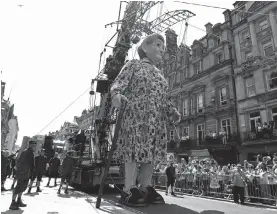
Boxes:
[112,94,128,109]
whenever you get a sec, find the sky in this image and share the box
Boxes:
[0,0,235,146]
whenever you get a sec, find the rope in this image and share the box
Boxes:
[36,87,90,136]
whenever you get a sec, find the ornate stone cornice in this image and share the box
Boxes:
[239,55,277,75]
[232,18,247,30]
[247,1,272,14]
[212,73,229,84]
[258,90,277,102]
[184,59,233,83]
[189,84,206,93]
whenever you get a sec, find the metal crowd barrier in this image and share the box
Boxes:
[152,172,277,206]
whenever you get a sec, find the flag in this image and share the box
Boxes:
[7,104,14,121]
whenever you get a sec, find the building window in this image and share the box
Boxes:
[184,68,188,80]
[221,119,231,137]
[263,41,274,57]
[170,130,174,140]
[217,38,221,45]
[259,19,268,31]
[197,124,204,144]
[242,31,250,41]
[272,107,277,127]
[177,102,181,115]
[249,112,261,132]
[195,61,202,74]
[190,97,194,114]
[246,77,256,97]
[208,39,214,48]
[219,87,227,106]
[266,71,277,90]
[183,99,188,116]
[216,53,223,64]
[180,56,185,66]
[197,93,204,113]
[245,51,252,61]
[183,127,189,136]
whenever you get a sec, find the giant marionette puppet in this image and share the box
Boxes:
[111,33,181,207]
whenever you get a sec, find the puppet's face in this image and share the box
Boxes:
[143,39,165,63]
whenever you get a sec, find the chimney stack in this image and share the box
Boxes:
[204,22,213,34]
[165,29,178,56]
[223,9,231,22]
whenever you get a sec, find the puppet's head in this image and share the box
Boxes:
[137,33,165,64]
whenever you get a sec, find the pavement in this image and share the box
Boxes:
[1,177,277,214]
[1,177,135,214]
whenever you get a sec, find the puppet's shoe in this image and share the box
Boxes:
[141,186,165,204]
[119,188,147,207]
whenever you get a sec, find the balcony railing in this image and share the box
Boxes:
[242,128,277,142]
[167,133,238,152]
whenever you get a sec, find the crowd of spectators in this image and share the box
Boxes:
[153,153,277,206]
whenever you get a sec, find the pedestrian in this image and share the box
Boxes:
[232,164,248,205]
[165,162,176,196]
[6,155,12,179]
[27,149,47,193]
[111,33,180,207]
[1,150,10,191]
[11,154,19,189]
[57,151,74,194]
[75,130,86,157]
[9,141,35,210]
[47,152,61,187]
[8,154,16,178]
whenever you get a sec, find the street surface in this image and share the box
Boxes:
[1,177,276,214]
[103,190,277,214]
[1,178,134,214]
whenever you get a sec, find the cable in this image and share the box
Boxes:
[163,2,235,48]
[174,1,277,18]
[36,87,90,136]
[174,1,233,11]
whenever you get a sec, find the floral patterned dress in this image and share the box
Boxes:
[111,59,177,164]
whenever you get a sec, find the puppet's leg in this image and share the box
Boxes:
[124,162,137,192]
[138,163,165,204]
[138,163,154,191]
[119,162,147,207]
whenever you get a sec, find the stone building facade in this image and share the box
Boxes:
[231,1,277,161]
[1,81,9,148]
[163,14,239,164]
[1,81,19,155]
[74,109,94,131]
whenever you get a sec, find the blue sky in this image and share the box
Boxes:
[0,0,234,146]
